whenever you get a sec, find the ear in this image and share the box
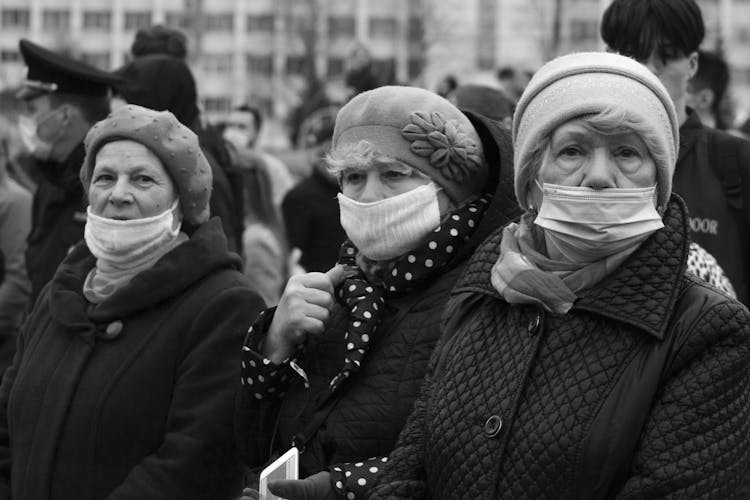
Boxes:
[687,51,699,80]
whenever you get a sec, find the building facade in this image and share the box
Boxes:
[1,0,749,124]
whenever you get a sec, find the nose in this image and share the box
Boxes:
[582,148,616,190]
[108,177,133,205]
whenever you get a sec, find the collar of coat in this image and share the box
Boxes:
[44,217,242,343]
[677,108,704,166]
[452,194,690,340]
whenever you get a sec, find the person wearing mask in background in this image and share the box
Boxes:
[601,0,750,305]
[282,106,346,273]
[370,51,750,500]
[0,104,265,499]
[0,122,32,376]
[16,39,120,304]
[235,86,521,500]
[114,49,242,253]
[222,104,295,211]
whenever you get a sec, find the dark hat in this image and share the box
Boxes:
[17,39,121,101]
[451,84,515,123]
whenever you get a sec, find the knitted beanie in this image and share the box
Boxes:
[512,52,679,210]
[332,86,488,203]
[81,104,212,225]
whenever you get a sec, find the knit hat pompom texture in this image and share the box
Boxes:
[512,52,679,210]
[332,86,488,203]
[81,104,212,225]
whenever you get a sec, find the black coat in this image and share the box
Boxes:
[235,113,523,493]
[371,196,750,499]
[0,218,265,500]
[25,144,87,304]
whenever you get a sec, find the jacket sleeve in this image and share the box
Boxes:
[0,183,32,336]
[106,285,266,500]
[0,317,27,500]
[615,299,750,499]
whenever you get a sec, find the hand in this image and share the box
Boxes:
[287,248,306,277]
[264,265,346,363]
[239,487,260,500]
[268,471,337,500]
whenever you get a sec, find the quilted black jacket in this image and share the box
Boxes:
[370,195,750,500]
[235,113,523,486]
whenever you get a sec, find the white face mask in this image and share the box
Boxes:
[222,127,250,150]
[84,202,182,268]
[533,182,664,264]
[18,115,55,161]
[338,183,442,261]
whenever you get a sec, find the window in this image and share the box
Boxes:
[327,57,344,77]
[164,11,186,29]
[203,53,233,74]
[0,49,20,62]
[125,11,151,31]
[81,52,110,69]
[247,54,273,76]
[570,20,599,42]
[42,9,70,31]
[408,17,423,42]
[369,17,397,38]
[286,55,308,75]
[1,8,29,28]
[203,96,232,113]
[328,16,355,37]
[83,10,111,30]
[736,26,750,43]
[205,13,233,32]
[247,14,274,33]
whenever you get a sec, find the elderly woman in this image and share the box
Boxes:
[235,86,520,499]
[0,104,265,499]
[370,53,750,499]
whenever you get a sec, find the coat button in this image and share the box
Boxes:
[527,314,541,336]
[100,320,123,340]
[484,415,503,437]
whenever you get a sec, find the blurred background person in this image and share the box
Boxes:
[129,24,188,61]
[222,104,295,211]
[687,49,731,130]
[16,38,120,304]
[0,117,32,377]
[281,105,346,274]
[114,48,242,253]
[0,104,265,499]
[449,83,515,129]
[434,74,458,99]
[602,0,750,306]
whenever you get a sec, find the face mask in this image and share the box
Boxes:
[222,127,250,150]
[18,115,55,161]
[533,182,664,264]
[84,202,182,269]
[338,183,441,261]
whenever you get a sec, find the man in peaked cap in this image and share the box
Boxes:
[17,38,121,303]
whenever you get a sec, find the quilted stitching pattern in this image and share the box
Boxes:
[371,197,750,499]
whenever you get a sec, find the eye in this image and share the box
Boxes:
[615,147,642,160]
[382,169,409,181]
[134,174,155,185]
[92,172,115,184]
[558,146,583,158]
[342,170,364,184]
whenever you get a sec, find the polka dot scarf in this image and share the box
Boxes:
[329,195,490,393]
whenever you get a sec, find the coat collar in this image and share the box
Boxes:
[46,218,241,338]
[453,195,690,340]
[677,108,704,166]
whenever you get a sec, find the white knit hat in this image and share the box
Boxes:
[512,52,679,210]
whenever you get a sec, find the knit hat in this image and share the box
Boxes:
[81,104,212,225]
[451,84,515,123]
[512,52,679,210]
[332,86,488,203]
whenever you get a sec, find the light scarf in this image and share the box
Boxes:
[490,214,638,314]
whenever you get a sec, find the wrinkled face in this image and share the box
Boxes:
[531,118,657,207]
[340,158,450,212]
[89,140,177,220]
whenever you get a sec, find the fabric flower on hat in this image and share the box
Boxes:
[402,111,483,183]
